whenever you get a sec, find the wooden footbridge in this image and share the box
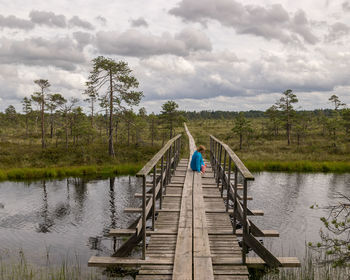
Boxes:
[89,124,300,279]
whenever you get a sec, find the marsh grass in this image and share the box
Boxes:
[245,160,350,173]
[0,163,143,182]
[0,250,136,280]
[187,120,350,173]
[248,246,350,280]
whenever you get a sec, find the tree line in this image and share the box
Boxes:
[0,56,184,157]
[230,90,350,149]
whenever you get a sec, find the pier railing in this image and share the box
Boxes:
[136,134,182,259]
[210,135,282,268]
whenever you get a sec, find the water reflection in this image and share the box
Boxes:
[109,177,117,252]
[0,173,348,266]
[248,172,350,259]
[37,181,54,233]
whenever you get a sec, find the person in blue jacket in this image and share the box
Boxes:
[190,145,206,173]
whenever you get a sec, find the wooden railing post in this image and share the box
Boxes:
[217,144,222,185]
[167,149,171,185]
[213,140,216,178]
[172,142,176,174]
[160,156,164,209]
[242,178,248,264]
[152,165,156,230]
[142,175,146,260]
[226,157,231,212]
[221,150,227,197]
[209,137,212,168]
[233,166,238,234]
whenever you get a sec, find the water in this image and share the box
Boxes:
[0,176,141,267]
[0,173,349,268]
[247,172,350,260]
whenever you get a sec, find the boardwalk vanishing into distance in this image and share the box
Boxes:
[88,124,300,279]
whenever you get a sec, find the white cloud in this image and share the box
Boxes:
[0,0,350,113]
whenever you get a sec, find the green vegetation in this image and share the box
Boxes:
[0,55,186,180]
[257,257,350,279]
[0,163,143,182]
[309,194,350,268]
[186,93,350,173]
[1,79,350,177]
[0,250,137,280]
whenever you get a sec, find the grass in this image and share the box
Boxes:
[0,126,187,181]
[252,250,350,280]
[245,160,350,173]
[0,163,143,182]
[187,119,350,173]
[0,249,137,280]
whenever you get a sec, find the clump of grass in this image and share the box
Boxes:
[0,163,144,182]
[0,249,136,280]
[249,246,350,280]
[245,160,350,173]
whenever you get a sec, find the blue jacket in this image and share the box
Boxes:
[190,151,204,172]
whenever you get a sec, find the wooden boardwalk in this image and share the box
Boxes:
[88,125,299,279]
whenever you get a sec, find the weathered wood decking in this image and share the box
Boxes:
[88,125,300,279]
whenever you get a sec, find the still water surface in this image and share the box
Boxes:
[0,172,349,267]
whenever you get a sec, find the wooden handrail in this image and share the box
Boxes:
[210,135,254,181]
[135,133,182,260]
[210,135,282,268]
[136,134,181,177]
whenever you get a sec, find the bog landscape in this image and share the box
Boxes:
[0,1,350,280]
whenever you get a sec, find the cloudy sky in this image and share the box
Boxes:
[1,0,350,113]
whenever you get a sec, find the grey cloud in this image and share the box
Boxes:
[0,36,86,70]
[137,49,345,102]
[291,10,318,44]
[325,22,350,42]
[0,15,34,30]
[342,2,350,12]
[175,28,212,52]
[69,16,94,30]
[169,0,318,45]
[130,17,148,27]
[29,10,66,28]
[96,28,212,57]
[95,16,107,25]
[29,10,94,30]
[73,31,93,49]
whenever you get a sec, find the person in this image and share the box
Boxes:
[190,145,207,173]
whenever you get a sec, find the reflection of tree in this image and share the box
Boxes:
[37,180,54,233]
[71,178,88,221]
[88,177,118,253]
[109,177,117,252]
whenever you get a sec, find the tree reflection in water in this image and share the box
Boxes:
[37,180,54,233]
[109,177,117,252]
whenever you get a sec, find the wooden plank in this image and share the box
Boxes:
[172,126,193,280]
[124,208,180,213]
[212,257,300,268]
[244,233,282,268]
[109,229,177,236]
[88,256,173,267]
[134,193,183,199]
[207,229,279,237]
[193,172,214,280]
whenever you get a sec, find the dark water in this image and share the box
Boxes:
[0,173,349,267]
[248,172,350,260]
[0,176,140,266]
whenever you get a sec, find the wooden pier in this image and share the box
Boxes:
[88,124,300,279]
